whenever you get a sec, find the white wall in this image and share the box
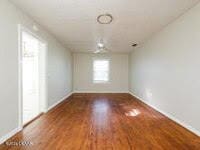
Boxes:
[73,53,129,92]
[47,40,72,107]
[130,3,200,134]
[0,0,72,142]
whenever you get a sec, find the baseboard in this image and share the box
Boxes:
[47,92,73,112]
[0,92,72,145]
[129,92,200,137]
[0,127,22,144]
[73,91,129,93]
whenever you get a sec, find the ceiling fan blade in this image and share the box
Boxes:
[101,49,108,53]
[94,46,109,54]
[94,49,100,53]
[101,47,109,53]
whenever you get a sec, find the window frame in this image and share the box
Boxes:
[92,58,110,84]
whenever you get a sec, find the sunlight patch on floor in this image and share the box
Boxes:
[125,109,141,117]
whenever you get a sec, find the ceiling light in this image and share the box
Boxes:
[98,43,104,48]
[97,14,113,24]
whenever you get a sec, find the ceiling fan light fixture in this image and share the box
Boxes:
[97,14,113,24]
[98,42,104,48]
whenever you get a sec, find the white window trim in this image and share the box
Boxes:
[92,58,110,84]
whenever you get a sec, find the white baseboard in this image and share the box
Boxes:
[0,92,72,145]
[47,92,73,112]
[0,127,22,144]
[129,92,200,137]
[73,91,129,93]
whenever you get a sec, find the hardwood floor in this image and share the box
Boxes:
[0,93,200,150]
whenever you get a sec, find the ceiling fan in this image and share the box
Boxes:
[94,40,109,54]
[93,14,113,54]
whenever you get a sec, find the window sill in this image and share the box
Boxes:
[93,81,110,84]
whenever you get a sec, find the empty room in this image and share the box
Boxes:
[0,0,200,149]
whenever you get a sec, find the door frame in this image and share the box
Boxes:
[18,24,48,128]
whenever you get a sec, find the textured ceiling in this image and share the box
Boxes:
[10,0,200,53]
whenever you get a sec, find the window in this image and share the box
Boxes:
[93,59,109,83]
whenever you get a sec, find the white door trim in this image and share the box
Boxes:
[18,24,48,128]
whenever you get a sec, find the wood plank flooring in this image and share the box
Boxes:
[0,93,200,150]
